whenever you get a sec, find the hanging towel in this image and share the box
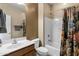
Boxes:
[63,9,68,39]
[0,9,7,33]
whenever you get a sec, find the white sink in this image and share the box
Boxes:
[6,40,28,49]
[7,44,21,49]
[0,39,30,49]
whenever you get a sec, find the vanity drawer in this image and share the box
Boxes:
[24,49,36,56]
[5,44,36,56]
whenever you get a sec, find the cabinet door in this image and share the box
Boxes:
[24,49,36,56]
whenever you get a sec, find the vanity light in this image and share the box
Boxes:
[55,18,59,21]
[17,3,25,5]
[63,3,67,5]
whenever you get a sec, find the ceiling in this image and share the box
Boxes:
[6,3,57,13]
[8,3,26,12]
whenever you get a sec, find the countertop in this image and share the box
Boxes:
[0,39,34,56]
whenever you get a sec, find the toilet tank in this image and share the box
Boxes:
[32,38,40,48]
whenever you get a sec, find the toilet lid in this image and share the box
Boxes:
[36,47,48,53]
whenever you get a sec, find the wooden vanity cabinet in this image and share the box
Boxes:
[5,44,36,56]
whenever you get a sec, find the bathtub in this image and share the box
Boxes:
[45,45,60,56]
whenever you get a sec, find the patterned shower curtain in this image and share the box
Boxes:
[60,6,79,56]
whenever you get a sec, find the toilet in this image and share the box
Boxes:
[32,38,48,56]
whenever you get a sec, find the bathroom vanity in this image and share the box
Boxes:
[5,44,36,56]
[0,38,36,56]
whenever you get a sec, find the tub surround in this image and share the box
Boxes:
[0,37,35,56]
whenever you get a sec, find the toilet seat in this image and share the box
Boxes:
[36,47,48,56]
[36,47,48,52]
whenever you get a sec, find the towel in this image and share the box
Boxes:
[0,9,7,33]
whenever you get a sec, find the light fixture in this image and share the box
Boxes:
[17,3,25,5]
[63,3,67,5]
[55,18,59,21]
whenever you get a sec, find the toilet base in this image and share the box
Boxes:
[36,53,48,56]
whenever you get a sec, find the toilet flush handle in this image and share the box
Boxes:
[48,34,50,37]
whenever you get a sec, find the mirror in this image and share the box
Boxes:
[0,3,38,41]
[0,3,26,40]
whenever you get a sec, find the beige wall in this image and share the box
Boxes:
[0,4,25,38]
[44,4,53,18]
[38,4,44,46]
[53,3,79,13]
[44,3,79,18]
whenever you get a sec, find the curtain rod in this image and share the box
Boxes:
[65,5,79,10]
[53,4,79,12]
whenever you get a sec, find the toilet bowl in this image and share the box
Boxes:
[32,38,48,56]
[36,47,48,56]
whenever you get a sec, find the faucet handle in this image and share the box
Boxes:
[12,39,17,44]
[0,39,2,47]
[0,39,2,44]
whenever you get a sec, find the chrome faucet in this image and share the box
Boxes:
[12,39,17,44]
[0,39,2,47]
